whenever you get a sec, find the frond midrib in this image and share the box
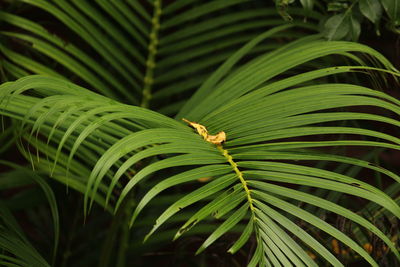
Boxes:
[141,0,162,108]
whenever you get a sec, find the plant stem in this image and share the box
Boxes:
[98,192,136,267]
[116,197,135,267]
[216,144,268,260]
[217,145,255,212]
[98,200,128,267]
[141,0,162,108]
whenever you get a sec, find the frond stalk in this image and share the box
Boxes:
[141,0,162,108]
[217,145,255,212]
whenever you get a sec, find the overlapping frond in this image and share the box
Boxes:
[0,0,319,112]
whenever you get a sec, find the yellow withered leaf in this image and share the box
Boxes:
[206,131,226,145]
[182,118,208,139]
[182,118,226,145]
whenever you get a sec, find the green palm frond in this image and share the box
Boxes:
[1,30,400,265]
[0,0,319,111]
[1,1,400,266]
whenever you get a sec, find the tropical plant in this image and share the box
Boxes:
[0,1,399,266]
[277,0,400,40]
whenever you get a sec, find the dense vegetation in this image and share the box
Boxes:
[0,1,399,266]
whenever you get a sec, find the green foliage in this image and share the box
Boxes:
[276,0,399,40]
[0,1,399,266]
[0,162,58,267]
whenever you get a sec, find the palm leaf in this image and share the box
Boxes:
[1,1,317,111]
[1,2,399,266]
[1,33,400,265]
[0,162,59,267]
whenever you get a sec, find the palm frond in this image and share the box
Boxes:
[1,1,318,111]
[1,2,399,266]
[1,32,400,264]
[0,162,59,267]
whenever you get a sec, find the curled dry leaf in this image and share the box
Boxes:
[206,131,227,145]
[182,118,226,145]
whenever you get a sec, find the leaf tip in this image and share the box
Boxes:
[195,246,205,255]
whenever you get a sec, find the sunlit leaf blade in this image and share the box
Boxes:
[253,202,344,266]
[174,184,244,240]
[253,190,379,266]
[196,203,249,255]
[248,180,400,261]
[144,173,236,240]
[228,218,254,254]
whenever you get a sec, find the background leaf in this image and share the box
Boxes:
[359,0,382,23]
[381,0,400,25]
[300,0,314,12]
[323,13,350,40]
